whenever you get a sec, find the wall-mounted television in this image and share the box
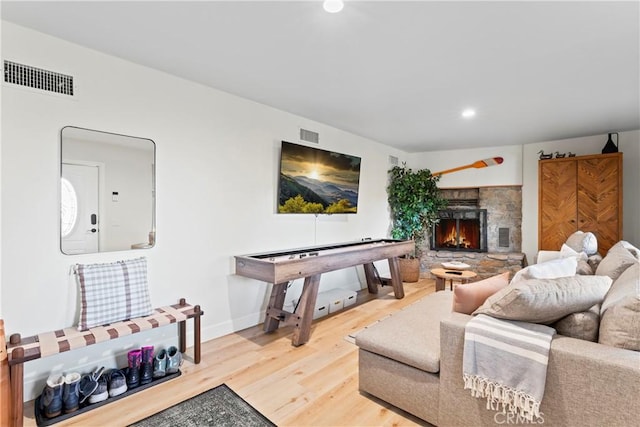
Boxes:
[278,141,361,214]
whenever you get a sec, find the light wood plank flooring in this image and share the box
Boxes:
[24,279,436,426]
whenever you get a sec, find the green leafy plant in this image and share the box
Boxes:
[387,163,447,257]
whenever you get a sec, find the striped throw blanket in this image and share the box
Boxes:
[463,314,556,421]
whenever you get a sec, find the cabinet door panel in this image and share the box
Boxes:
[539,160,577,250]
[578,156,622,254]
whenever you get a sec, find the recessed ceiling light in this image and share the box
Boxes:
[462,109,476,119]
[323,0,344,13]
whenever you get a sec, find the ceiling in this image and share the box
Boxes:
[2,1,639,152]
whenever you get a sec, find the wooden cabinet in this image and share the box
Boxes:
[539,153,623,255]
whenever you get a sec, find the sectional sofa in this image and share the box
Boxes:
[355,240,640,426]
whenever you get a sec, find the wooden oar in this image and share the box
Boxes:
[432,157,503,177]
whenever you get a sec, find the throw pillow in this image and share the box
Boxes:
[553,304,600,342]
[620,241,640,261]
[452,272,510,315]
[599,263,640,351]
[560,243,588,261]
[565,231,598,255]
[75,257,153,331]
[473,275,612,324]
[510,257,578,286]
[595,241,638,281]
[587,254,603,272]
[576,260,594,276]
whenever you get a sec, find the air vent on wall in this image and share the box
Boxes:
[300,128,319,144]
[3,60,74,96]
[499,228,510,247]
[389,155,399,166]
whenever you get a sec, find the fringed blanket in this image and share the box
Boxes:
[463,314,556,422]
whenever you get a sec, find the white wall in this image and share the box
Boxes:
[409,144,524,187]
[0,22,404,399]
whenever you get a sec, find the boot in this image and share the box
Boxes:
[40,374,65,418]
[140,345,154,385]
[62,372,81,413]
[126,349,142,389]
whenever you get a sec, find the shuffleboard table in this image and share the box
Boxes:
[235,239,414,346]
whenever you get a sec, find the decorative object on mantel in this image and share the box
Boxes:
[601,132,619,154]
[431,157,504,177]
[538,150,553,160]
[554,151,566,158]
[568,152,576,157]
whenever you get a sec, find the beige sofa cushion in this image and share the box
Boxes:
[473,275,612,324]
[599,263,640,350]
[553,304,600,342]
[355,290,453,374]
[596,241,638,281]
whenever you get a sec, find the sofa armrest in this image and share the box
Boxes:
[536,250,562,264]
[437,314,640,426]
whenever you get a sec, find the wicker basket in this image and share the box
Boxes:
[399,257,420,283]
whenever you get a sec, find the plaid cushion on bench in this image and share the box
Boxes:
[75,257,153,331]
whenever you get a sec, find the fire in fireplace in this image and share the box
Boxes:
[431,209,487,252]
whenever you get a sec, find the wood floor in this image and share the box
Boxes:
[24,279,436,427]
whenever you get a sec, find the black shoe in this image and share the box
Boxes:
[125,366,140,389]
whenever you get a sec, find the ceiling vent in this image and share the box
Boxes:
[299,128,319,144]
[3,60,74,96]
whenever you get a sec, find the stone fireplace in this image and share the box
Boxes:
[420,186,526,280]
[432,209,487,252]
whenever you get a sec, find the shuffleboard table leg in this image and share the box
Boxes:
[264,282,288,333]
[362,263,379,294]
[388,257,405,299]
[291,274,321,346]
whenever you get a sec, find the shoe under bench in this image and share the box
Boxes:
[5,298,203,427]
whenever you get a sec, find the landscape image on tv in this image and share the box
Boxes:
[278,141,361,214]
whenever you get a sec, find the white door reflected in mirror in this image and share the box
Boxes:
[60,126,156,254]
[61,164,99,254]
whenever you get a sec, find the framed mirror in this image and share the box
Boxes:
[60,126,156,254]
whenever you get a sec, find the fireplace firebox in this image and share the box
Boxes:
[431,209,487,252]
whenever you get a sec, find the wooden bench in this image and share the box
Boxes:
[5,298,203,427]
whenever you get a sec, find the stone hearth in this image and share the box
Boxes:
[419,186,527,280]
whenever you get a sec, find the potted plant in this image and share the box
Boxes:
[387,163,447,282]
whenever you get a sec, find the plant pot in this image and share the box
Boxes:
[399,257,420,283]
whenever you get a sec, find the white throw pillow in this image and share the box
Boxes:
[511,257,578,286]
[565,231,598,255]
[560,243,588,261]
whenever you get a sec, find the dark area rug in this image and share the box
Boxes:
[128,384,276,427]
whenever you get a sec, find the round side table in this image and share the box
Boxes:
[430,268,477,291]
